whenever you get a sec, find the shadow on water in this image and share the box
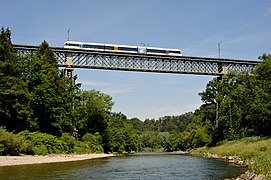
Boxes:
[0,153,246,180]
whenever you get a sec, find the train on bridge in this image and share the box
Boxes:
[64,41,182,56]
[14,43,259,76]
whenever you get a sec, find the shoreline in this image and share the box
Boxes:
[1,152,266,179]
[191,152,266,180]
[0,153,115,167]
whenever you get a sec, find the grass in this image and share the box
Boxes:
[191,137,271,178]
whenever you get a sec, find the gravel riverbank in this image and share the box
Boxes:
[0,154,114,167]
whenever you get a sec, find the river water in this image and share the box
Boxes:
[0,153,246,180]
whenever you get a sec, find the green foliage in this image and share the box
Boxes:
[136,53,271,152]
[192,137,271,176]
[0,127,25,155]
[180,123,211,150]
[60,133,76,153]
[19,131,103,155]
[75,90,114,136]
[196,55,271,145]
[104,112,140,153]
[0,27,31,132]
[140,131,163,151]
[72,141,92,154]
[82,132,104,153]
[19,130,65,155]
[129,118,145,133]
[24,42,76,135]
[0,28,145,156]
[0,28,78,135]
[134,112,206,152]
[133,113,193,134]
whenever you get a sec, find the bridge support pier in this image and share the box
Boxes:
[64,67,74,81]
[218,62,228,75]
[215,63,228,128]
[64,54,74,80]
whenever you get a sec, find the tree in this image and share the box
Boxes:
[0,27,31,132]
[198,77,219,130]
[103,112,140,153]
[75,90,114,136]
[22,41,76,135]
[129,118,145,133]
[248,53,271,136]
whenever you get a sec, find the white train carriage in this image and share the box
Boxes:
[147,47,181,56]
[64,41,105,51]
[64,41,182,56]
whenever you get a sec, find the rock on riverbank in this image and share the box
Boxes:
[194,152,248,167]
[192,152,266,180]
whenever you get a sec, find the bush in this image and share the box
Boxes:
[82,133,104,153]
[0,127,25,155]
[19,130,65,155]
[0,128,107,156]
[60,133,76,153]
[32,144,48,155]
[73,141,92,154]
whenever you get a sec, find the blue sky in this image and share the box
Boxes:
[1,0,271,120]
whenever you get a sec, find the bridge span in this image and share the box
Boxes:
[14,44,260,78]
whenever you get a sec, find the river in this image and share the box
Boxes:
[0,153,246,179]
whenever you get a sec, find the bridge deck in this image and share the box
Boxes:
[14,44,260,76]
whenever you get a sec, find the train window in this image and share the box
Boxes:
[147,48,166,54]
[104,46,114,50]
[169,50,181,54]
[118,46,137,52]
[66,43,80,47]
[84,44,104,49]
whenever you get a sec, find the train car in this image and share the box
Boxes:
[103,43,117,52]
[64,41,105,51]
[64,41,182,56]
[117,44,138,54]
[146,47,181,56]
[104,44,138,54]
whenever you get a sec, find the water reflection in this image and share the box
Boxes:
[0,153,246,180]
[0,158,111,180]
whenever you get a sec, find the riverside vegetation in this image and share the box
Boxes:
[192,137,271,179]
[1,27,271,177]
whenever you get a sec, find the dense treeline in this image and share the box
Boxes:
[129,113,194,151]
[0,27,140,155]
[197,53,271,145]
[133,54,271,151]
[1,27,271,155]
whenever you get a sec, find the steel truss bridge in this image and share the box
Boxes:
[14,44,260,78]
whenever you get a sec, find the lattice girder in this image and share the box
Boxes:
[14,44,260,76]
